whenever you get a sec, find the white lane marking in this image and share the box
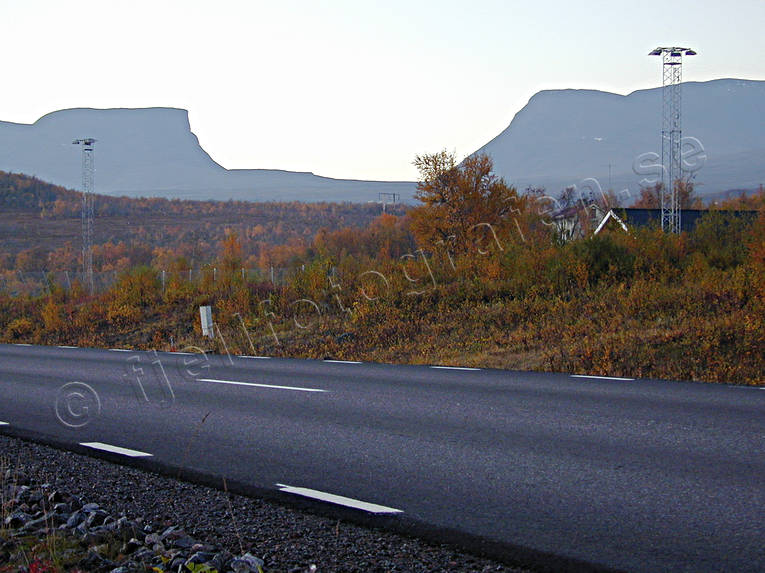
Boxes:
[80,442,153,457]
[109,348,132,352]
[197,378,327,393]
[13,343,32,346]
[0,421,9,426]
[170,352,194,355]
[571,375,635,381]
[58,345,78,349]
[430,366,481,371]
[239,355,271,359]
[323,360,362,364]
[276,483,403,514]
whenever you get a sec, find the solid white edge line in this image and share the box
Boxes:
[430,366,481,371]
[109,348,132,352]
[13,343,32,346]
[58,345,78,349]
[80,442,153,457]
[198,378,327,393]
[0,421,9,426]
[276,483,403,514]
[239,355,271,359]
[323,360,362,364]
[571,374,635,381]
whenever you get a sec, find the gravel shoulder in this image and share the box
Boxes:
[1,433,530,572]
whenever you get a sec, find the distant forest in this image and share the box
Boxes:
[0,170,408,273]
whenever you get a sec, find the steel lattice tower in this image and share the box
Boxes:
[73,138,96,294]
[649,47,696,233]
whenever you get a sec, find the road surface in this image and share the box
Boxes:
[0,343,762,572]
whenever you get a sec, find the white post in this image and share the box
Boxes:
[199,306,214,339]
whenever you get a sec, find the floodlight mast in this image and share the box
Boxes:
[649,47,696,233]
[72,138,96,294]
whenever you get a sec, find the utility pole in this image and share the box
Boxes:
[72,138,96,293]
[649,47,696,233]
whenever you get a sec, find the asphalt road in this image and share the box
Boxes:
[0,343,762,572]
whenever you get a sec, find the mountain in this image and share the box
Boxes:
[2,79,762,206]
[0,107,416,203]
[474,78,765,201]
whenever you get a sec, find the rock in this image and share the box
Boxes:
[231,552,265,573]
[185,550,217,564]
[209,550,235,571]
[120,538,143,555]
[52,502,71,514]
[170,535,197,549]
[151,541,166,554]
[144,533,161,545]
[78,549,116,571]
[4,511,32,528]
[69,494,83,511]
[81,502,100,513]
[86,509,109,527]
[131,547,156,562]
[160,525,179,539]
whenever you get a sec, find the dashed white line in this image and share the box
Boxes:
[79,442,153,457]
[571,375,635,381]
[276,483,403,514]
[170,352,195,355]
[109,348,132,352]
[239,355,271,360]
[197,378,327,393]
[58,345,78,349]
[323,360,362,364]
[13,343,32,346]
[430,366,481,371]
[0,421,9,426]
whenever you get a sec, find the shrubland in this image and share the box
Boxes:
[0,160,763,385]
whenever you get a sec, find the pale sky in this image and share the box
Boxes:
[2,0,764,181]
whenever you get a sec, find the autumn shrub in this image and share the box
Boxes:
[5,317,34,339]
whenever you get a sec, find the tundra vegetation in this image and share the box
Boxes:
[1,161,763,385]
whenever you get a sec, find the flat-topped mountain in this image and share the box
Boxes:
[1,79,762,205]
[475,78,765,201]
[0,107,416,203]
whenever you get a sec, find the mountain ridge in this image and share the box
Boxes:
[474,78,765,199]
[1,78,762,204]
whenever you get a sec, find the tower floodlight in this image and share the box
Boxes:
[649,46,696,233]
[72,138,96,293]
